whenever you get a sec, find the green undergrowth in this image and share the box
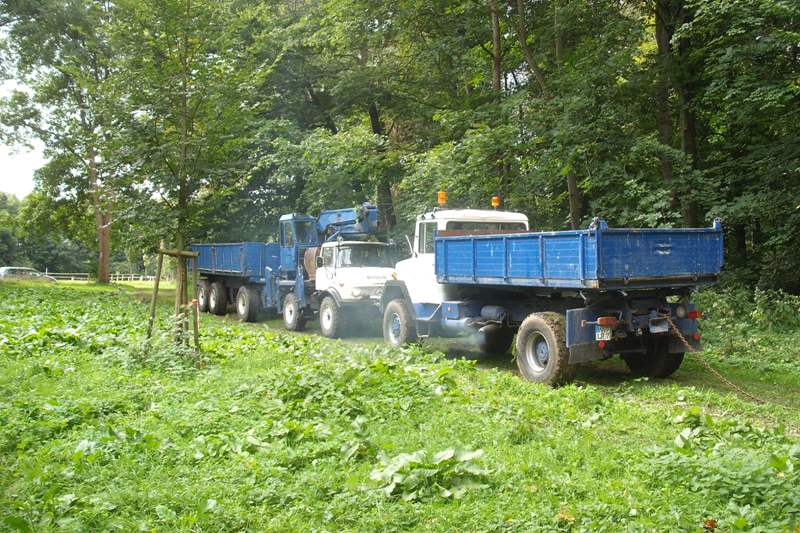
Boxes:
[695,288,800,377]
[0,282,798,531]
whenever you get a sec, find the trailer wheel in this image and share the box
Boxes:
[515,312,574,386]
[209,281,227,315]
[383,299,417,346]
[476,325,515,356]
[197,280,210,313]
[622,338,684,378]
[319,296,346,338]
[236,286,260,322]
[283,292,306,331]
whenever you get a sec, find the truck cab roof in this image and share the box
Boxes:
[320,240,389,247]
[416,208,529,227]
[278,213,316,222]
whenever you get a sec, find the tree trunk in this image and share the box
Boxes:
[176,0,191,339]
[554,3,563,69]
[733,224,748,260]
[678,87,700,227]
[654,1,678,211]
[511,0,549,98]
[306,84,338,134]
[490,0,502,93]
[88,145,111,284]
[655,0,702,227]
[567,173,582,229]
[368,102,396,230]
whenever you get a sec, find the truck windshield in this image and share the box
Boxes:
[336,245,393,268]
[445,221,527,231]
[295,221,318,245]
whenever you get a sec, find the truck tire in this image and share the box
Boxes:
[476,325,515,356]
[319,296,346,338]
[283,292,307,331]
[209,281,227,315]
[236,286,260,322]
[515,312,575,386]
[383,299,417,346]
[197,280,210,313]
[622,338,684,378]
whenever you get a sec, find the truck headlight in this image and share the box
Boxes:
[675,304,687,318]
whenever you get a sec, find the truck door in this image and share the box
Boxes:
[397,220,446,306]
[315,246,336,293]
[280,221,296,275]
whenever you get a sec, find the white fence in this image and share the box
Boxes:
[47,272,91,281]
[45,272,165,282]
[109,273,159,282]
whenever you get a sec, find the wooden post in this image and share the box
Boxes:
[146,252,164,341]
[192,304,200,352]
[192,257,200,350]
[192,256,199,300]
[147,248,198,346]
[183,256,190,343]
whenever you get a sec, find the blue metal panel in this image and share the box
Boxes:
[317,202,379,240]
[598,221,723,281]
[413,303,440,320]
[442,301,482,320]
[191,242,273,278]
[434,219,723,290]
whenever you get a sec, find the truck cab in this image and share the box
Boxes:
[311,240,395,338]
[278,213,320,276]
[395,209,529,307]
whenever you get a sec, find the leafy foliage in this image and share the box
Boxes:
[2,0,800,290]
[1,282,798,531]
[370,448,490,501]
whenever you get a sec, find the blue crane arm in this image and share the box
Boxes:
[317,202,380,241]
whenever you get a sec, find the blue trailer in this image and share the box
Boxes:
[190,203,389,331]
[380,210,724,386]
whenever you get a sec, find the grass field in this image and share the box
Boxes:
[1,281,798,531]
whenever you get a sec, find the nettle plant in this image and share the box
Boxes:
[370,448,491,502]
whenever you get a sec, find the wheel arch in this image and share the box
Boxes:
[318,289,343,307]
[380,280,415,320]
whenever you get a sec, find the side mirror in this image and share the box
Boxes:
[315,256,323,268]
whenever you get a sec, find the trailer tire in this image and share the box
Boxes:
[623,338,684,378]
[319,296,346,338]
[236,286,260,322]
[383,299,417,346]
[515,312,574,386]
[476,325,515,356]
[197,280,210,313]
[283,292,306,332]
[209,281,227,315]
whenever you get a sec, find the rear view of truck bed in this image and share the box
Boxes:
[435,219,723,290]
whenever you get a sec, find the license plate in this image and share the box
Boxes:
[595,325,613,341]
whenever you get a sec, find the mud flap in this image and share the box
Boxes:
[569,343,607,364]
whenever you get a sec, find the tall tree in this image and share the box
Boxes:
[0,0,124,283]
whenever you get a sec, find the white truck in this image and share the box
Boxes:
[381,208,529,354]
[302,240,395,338]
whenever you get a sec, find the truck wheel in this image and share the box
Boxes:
[319,296,346,338]
[515,312,574,386]
[476,325,515,356]
[197,280,210,313]
[383,299,417,346]
[623,338,684,378]
[283,292,307,331]
[236,286,260,322]
[209,281,227,315]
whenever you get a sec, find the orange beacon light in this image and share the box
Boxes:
[437,190,447,207]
